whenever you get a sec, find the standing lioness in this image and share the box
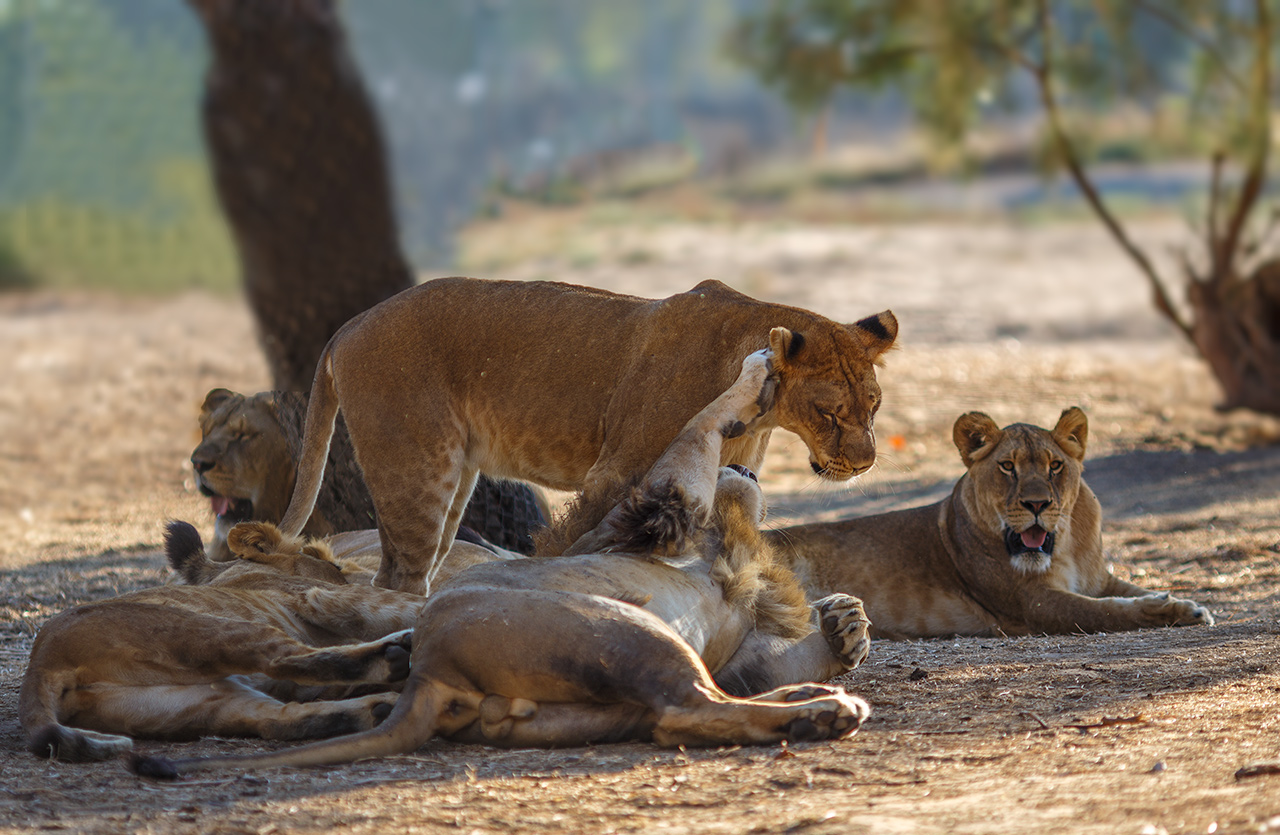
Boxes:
[281,277,896,594]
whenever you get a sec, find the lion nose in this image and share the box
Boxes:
[192,457,215,474]
[1021,499,1050,516]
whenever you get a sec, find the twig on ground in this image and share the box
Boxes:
[1236,761,1280,780]
[1065,714,1147,733]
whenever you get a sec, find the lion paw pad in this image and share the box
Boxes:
[815,594,872,670]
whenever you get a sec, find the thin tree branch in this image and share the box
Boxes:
[1030,0,1191,337]
[1213,0,1272,288]
[1207,151,1225,277]
[1132,0,1248,94]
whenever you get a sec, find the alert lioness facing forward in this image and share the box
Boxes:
[280,277,897,593]
[20,522,428,762]
[769,408,1214,638]
[129,351,872,778]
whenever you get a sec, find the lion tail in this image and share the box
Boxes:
[279,349,341,537]
[127,674,446,779]
[19,657,133,762]
[163,520,232,584]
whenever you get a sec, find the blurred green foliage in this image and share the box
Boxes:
[726,1,1272,174]
[0,0,234,294]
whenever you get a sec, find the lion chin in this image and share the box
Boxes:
[1004,526,1055,575]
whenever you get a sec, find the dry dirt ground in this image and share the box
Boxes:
[3,217,1280,834]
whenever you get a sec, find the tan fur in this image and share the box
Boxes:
[192,388,306,560]
[129,351,874,778]
[277,277,897,594]
[770,408,1215,638]
[19,522,426,762]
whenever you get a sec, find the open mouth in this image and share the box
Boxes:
[199,484,254,522]
[727,464,758,482]
[1004,525,1056,556]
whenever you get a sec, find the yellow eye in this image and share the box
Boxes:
[1049,460,1063,474]
[999,461,1015,473]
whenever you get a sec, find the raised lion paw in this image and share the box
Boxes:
[721,349,779,438]
[1137,592,1215,627]
[815,593,872,670]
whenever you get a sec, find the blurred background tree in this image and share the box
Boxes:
[728,0,1280,414]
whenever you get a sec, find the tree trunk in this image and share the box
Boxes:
[189,0,411,393]
[1188,260,1280,414]
[187,0,547,551]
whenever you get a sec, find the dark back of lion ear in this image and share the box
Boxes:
[201,387,236,418]
[1052,406,1089,461]
[952,411,1002,468]
[768,326,805,363]
[849,311,898,359]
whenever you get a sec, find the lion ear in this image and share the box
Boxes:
[201,388,237,418]
[847,310,898,362]
[1052,407,1088,461]
[952,411,1002,468]
[227,522,281,557]
[768,326,805,365]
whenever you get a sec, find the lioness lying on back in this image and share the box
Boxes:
[769,407,1214,638]
[279,277,897,593]
[130,350,872,778]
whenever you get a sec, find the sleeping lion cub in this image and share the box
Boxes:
[280,277,897,594]
[769,407,1214,638]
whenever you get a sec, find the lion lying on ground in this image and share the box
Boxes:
[130,351,872,778]
[192,387,548,561]
[276,276,897,594]
[768,407,1214,638]
[19,521,451,762]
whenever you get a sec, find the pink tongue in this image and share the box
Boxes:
[211,496,231,517]
[1021,527,1048,549]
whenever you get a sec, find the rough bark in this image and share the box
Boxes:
[189,0,411,393]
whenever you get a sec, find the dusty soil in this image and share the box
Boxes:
[3,216,1280,834]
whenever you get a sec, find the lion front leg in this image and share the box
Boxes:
[712,594,871,697]
[1022,588,1214,633]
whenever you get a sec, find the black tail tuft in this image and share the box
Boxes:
[606,480,698,555]
[163,520,208,584]
[127,752,181,780]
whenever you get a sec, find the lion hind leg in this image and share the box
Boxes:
[638,348,776,513]
[129,676,460,779]
[85,679,398,743]
[430,465,479,587]
[651,686,869,748]
[263,629,413,685]
[364,426,466,595]
[577,351,776,557]
[26,724,133,762]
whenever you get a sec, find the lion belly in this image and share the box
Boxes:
[437,552,750,669]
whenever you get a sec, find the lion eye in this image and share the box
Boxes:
[1049,460,1063,474]
[999,461,1015,474]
